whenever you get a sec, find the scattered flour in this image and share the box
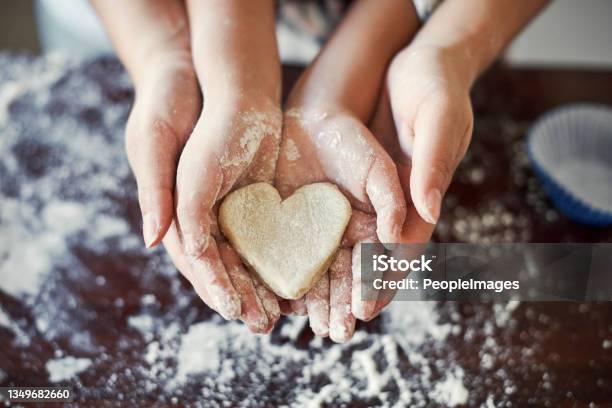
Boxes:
[279,315,308,340]
[0,307,10,327]
[128,314,155,342]
[0,200,71,297]
[147,302,468,406]
[353,348,388,396]
[174,321,223,384]
[0,307,30,346]
[494,301,521,327]
[284,138,301,161]
[0,54,566,406]
[429,367,469,407]
[0,55,137,303]
[46,356,92,382]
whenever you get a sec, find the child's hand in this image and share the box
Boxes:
[275,106,406,342]
[272,0,419,341]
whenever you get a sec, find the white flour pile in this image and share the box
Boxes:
[46,356,93,383]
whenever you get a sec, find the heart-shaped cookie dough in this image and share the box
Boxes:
[219,182,351,299]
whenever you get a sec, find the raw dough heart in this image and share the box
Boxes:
[219,182,351,299]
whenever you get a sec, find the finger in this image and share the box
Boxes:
[252,278,281,333]
[162,221,218,314]
[188,237,241,320]
[370,79,436,243]
[409,95,473,224]
[373,294,395,318]
[341,210,377,248]
[125,71,201,248]
[370,250,408,319]
[377,241,432,316]
[329,249,355,343]
[351,239,385,321]
[290,296,308,316]
[305,273,330,337]
[366,153,407,244]
[397,163,437,242]
[174,121,223,262]
[218,243,269,333]
[126,91,197,249]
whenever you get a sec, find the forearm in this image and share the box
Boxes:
[186,0,281,103]
[91,0,191,85]
[289,0,420,121]
[410,0,549,86]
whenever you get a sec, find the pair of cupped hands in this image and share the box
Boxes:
[121,2,474,343]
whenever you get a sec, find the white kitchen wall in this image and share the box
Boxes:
[505,0,612,68]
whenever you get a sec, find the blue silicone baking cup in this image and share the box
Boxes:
[527,104,612,227]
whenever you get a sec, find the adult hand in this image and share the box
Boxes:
[352,44,475,314]
[93,0,282,332]
[384,45,474,225]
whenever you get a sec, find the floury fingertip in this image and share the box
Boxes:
[209,286,242,321]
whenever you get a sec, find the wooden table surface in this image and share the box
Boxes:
[0,57,611,407]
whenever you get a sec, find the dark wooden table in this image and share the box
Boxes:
[0,56,611,407]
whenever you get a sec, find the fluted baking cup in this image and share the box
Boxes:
[527,104,612,227]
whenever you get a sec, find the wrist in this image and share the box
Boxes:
[285,0,419,121]
[204,91,282,127]
[203,67,281,107]
[408,0,549,86]
[132,49,195,91]
[397,42,477,91]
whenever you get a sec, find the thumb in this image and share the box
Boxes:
[126,64,200,248]
[126,116,186,248]
[408,96,472,224]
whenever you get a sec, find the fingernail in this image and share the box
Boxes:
[423,189,442,224]
[142,213,159,248]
